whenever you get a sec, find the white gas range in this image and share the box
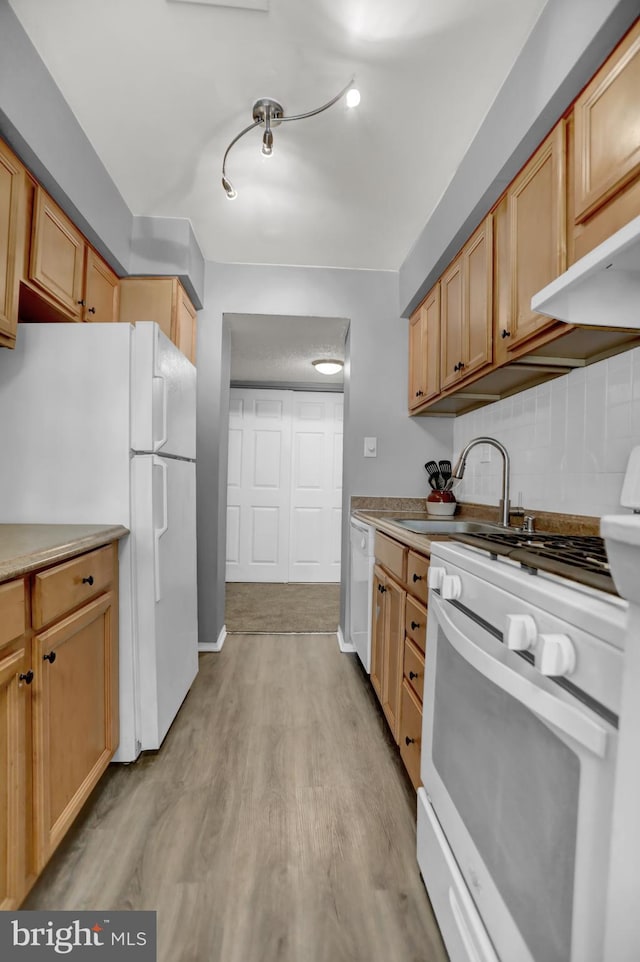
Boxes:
[417,519,633,962]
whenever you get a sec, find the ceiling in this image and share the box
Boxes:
[228,314,348,387]
[8,0,550,272]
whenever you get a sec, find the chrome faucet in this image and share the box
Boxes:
[452,437,511,527]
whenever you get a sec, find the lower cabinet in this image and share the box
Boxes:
[371,532,430,786]
[32,592,117,870]
[0,541,119,908]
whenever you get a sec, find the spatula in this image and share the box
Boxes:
[438,460,452,487]
[425,461,440,488]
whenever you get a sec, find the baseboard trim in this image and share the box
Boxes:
[337,625,355,653]
[198,625,227,652]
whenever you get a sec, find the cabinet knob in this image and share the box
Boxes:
[415,390,424,397]
[19,670,34,685]
[501,329,511,338]
[43,651,57,664]
[412,573,422,582]
[82,575,94,586]
[410,621,420,630]
[77,299,86,306]
[405,736,416,746]
[88,306,96,315]
[379,585,386,594]
[409,670,419,681]
[453,361,465,372]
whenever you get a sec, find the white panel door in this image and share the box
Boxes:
[226,389,293,582]
[289,394,343,582]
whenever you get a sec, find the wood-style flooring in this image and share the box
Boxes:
[25,634,448,962]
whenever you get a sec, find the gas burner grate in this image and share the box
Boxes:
[453,531,616,595]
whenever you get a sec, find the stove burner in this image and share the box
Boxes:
[453,531,617,596]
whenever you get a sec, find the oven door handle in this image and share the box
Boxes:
[435,598,609,758]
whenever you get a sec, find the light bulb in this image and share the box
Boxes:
[312,359,343,376]
[346,87,361,109]
[262,128,273,157]
[221,175,237,200]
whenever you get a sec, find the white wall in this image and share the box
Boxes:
[453,347,640,518]
[196,261,453,643]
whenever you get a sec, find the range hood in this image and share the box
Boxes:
[532,214,640,329]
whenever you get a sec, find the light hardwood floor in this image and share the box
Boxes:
[25,634,448,962]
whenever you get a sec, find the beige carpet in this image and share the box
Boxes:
[225,582,341,633]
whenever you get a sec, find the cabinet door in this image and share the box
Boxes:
[29,189,85,320]
[0,645,27,910]
[399,678,422,790]
[574,19,640,224]
[506,121,566,348]
[0,141,25,348]
[464,217,493,377]
[84,249,119,322]
[408,284,440,410]
[408,307,424,408]
[174,283,197,365]
[381,576,406,744]
[370,566,385,701]
[32,593,117,870]
[440,255,464,390]
[119,277,174,338]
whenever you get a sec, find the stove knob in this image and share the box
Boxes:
[536,634,576,677]
[505,614,537,651]
[441,574,462,601]
[428,566,446,591]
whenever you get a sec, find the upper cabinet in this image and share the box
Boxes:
[408,283,440,410]
[20,181,120,326]
[0,141,26,349]
[572,18,640,260]
[408,18,640,418]
[119,276,197,365]
[504,121,566,350]
[440,217,492,390]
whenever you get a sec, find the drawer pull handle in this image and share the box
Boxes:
[82,575,94,586]
[410,621,420,630]
[19,670,34,685]
[412,573,423,582]
[409,670,419,681]
[43,651,57,664]
[405,736,416,746]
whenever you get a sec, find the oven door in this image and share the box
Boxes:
[421,591,618,962]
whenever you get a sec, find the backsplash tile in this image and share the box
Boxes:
[453,346,640,519]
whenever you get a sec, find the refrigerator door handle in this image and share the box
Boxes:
[153,374,168,451]
[153,456,169,602]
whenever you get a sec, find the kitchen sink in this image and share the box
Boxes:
[388,518,506,535]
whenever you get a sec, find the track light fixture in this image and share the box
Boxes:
[221,78,360,199]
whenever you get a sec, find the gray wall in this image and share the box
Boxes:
[196,261,453,644]
[399,0,640,316]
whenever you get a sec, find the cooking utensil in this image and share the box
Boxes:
[439,460,452,486]
[425,461,441,488]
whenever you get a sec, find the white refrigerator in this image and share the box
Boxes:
[0,322,198,762]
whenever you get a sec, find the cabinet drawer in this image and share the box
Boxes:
[407,550,429,603]
[32,545,114,629]
[0,579,25,649]
[404,637,425,703]
[375,532,406,582]
[405,595,427,654]
[400,679,423,790]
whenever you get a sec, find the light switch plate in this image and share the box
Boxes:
[364,437,377,458]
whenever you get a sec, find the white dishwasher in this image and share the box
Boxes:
[349,516,375,672]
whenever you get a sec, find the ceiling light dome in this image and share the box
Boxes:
[312,359,343,376]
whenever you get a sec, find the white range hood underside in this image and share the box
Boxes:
[532,214,640,329]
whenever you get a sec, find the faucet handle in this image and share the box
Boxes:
[522,515,536,534]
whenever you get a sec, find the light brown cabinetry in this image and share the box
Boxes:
[0,541,119,908]
[371,531,430,787]
[408,284,440,409]
[0,140,26,348]
[21,182,120,325]
[572,18,640,260]
[119,276,197,364]
[502,121,566,351]
[441,217,493,390]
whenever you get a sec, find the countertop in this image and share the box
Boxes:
[352,508,452,555]
[0,524,129,582]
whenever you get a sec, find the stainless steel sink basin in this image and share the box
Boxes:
[388,518,505,535]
